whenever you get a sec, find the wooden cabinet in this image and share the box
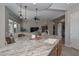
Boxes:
[49,40,62,56]
[57,40,62,56]
[49,45,58,56]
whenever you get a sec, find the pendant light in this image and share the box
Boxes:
[24,5,28,23]
[24,6,27,20]
[19,4,23,19]
[34,8,40,21]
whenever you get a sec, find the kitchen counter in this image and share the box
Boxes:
[0,35,61,56]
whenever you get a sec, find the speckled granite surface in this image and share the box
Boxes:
[0,35,59,56]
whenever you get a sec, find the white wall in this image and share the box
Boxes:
[70,11,79,50]
[0,5,6,47]
[65,4,79,49]
[65,11,71,47]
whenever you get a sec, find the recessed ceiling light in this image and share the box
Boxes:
[66,3,70,4]
[33,3,37,5]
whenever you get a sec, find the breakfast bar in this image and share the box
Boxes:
[0,33,62,56]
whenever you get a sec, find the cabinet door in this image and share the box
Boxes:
[48,40,62,56]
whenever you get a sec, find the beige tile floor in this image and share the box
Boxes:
[62,46,79,56]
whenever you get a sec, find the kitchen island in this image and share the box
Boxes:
[0,33,62,56]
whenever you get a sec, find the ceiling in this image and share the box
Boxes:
[17,3,52,11]
[5,3,71,21]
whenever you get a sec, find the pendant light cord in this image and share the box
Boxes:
[25,6,27,20]
[36,8,38,17]
[19,4,23,19]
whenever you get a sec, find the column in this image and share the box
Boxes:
[0,4,6,47]
[58,23,62,38]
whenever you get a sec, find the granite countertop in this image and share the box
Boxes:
[0,35,60,56]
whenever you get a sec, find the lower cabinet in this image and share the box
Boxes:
[49,40,62,56]
[57,40,62,56]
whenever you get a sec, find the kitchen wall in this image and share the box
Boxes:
[65,4,79,50]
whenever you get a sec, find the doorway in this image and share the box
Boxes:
[61,22,65,44]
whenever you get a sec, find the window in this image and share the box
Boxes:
[8,19,19,35]
[8,19,14,34]
[14,22,17,33]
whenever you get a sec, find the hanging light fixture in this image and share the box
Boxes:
[19,4,23,19]
[24,6,27,20]
[34,8,40,21]
[24,5,28,23]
